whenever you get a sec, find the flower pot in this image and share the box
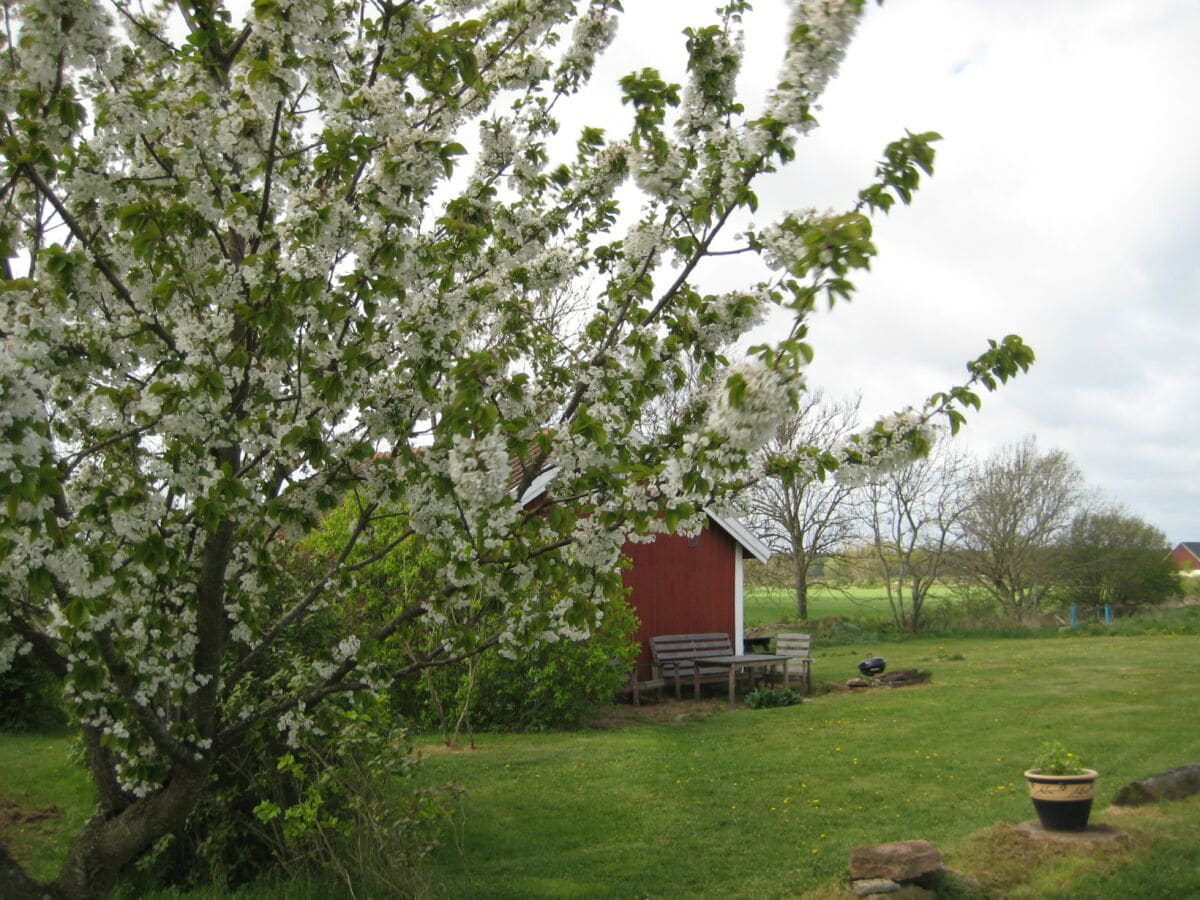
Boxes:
[1023,768,1099,831]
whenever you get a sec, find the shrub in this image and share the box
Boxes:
[297,496,640,738]
[745,687,800,709]
[0,651,64,732]
[461,597,640,732]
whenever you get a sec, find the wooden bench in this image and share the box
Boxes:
[650,633,735,699]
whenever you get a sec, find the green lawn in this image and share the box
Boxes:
[417,631,1200,898]
[0,728,95,883]
[3,631,1199,897]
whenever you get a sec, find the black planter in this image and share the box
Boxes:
[1023,769,1098,831]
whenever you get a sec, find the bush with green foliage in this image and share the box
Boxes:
[463,597,639,732]
[745,687,800,709]
[300,496,639,737]
[0,651,63,732]
[1058,509,1181,614]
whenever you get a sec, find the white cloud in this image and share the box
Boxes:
[768,0,1200,543]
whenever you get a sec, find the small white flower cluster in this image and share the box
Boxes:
[477,118,518,180]
[16,0,114,90]
[834,409,942,485]
[0,633,31,676]
[706,359,795,454]
[679,25,744,134]
[615,220,665,282]
[447,430,512,511]
[632,145,687,200]
[556,4,621,92]
[755,210,819,274]
[278,704,316,749]
[761,0,861,137]
[574,142,631,205]
[0,341,52,479]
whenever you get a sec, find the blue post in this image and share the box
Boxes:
[1069,604,1077,628]
[1104,605,1112,625]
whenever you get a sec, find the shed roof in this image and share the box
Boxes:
[515,466,770,564]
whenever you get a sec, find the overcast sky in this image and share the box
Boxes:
[584,0,1200,544]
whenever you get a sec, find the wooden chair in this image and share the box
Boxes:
[616,662,665,706]
[774,633,812,694]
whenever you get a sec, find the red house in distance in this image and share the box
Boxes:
[1171,542,1200,575]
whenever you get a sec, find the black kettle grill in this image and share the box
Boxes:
[858,656,886,677]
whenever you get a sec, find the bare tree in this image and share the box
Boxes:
[857,438,968,632]
[746,391,861,619]
[956,437,1086,622]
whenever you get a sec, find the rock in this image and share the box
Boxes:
[848,840,943,882]
[1012,821,1131,847]
[1111,762,1200,806]
[850,878,899,896]
[846,678,871,688]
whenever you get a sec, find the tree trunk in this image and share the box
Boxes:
[49,766,208,899]
[0,841,50,900]
[908,577,922,632]
[793,555,809,620]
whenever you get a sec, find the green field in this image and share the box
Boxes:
[4,628,1200,897]
[744,585,959,628]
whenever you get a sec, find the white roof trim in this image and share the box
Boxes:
[517,466,558,506]
[515,464,771,563]
[704,508,772,563]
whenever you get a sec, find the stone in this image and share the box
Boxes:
[1111,762,1200,806]
[1012,821,1131,847]
[850,878,899,896]
[848,840,943,882]
[846,678,870,688]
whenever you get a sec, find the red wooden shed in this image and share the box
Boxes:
[516,468,771,664]
[621,511,771,666]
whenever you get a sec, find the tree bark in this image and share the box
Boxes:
[0,840,51,900]
[51,766,208,899]
[792,554,809,620]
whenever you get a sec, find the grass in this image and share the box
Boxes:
[0,727,95,883]
[4,628,1200,897]
[416,631,1200,898]
[744,584,958,629]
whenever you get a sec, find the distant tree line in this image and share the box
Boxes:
[745,399,1182,631]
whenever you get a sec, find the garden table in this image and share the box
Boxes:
[691,653,791,708]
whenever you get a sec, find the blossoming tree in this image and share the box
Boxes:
[0,0,1032,894]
